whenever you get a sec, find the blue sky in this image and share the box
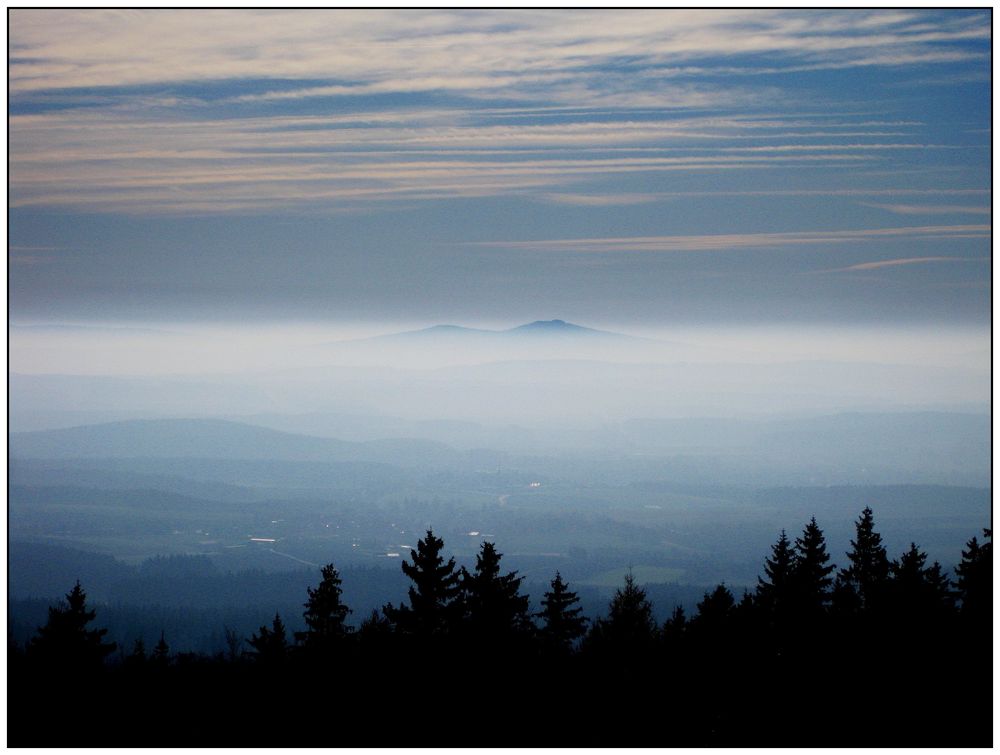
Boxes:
[8,9,992,327]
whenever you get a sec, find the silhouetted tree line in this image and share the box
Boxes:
[9,509,991,747]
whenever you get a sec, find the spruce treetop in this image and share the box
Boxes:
[837,507,890,612]
[538,571,587,649]
[461,541,531,638]
[387,529,462,636]
[299,563,352,648]
[791,518,835,613]
[29,580,117,668]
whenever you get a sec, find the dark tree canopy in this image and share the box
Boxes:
[889,542,953,617]
[954,529,992,622]
[29,581,117,668]
[662,604,687,642]
[591,569,657,649]
[835,507,890,614]
[757,529,795,618]
[790,517,835,615]
[692,583,736,633]
[460,541,532,640]
[358,608,394,640]
[384,529,462,636]
[297,563,351,650]
[247,613,289,664]
[152,631,170,666]
[537,571,587,651]
[127,638,147,666]
[9,519,993,748]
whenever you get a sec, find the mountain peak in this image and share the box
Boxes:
[335,318,632,349]
[507,319,596,334]
[418,324,488,335]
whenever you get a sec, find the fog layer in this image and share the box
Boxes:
[10,321,989,428]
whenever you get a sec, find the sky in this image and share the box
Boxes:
[8,9,992,328]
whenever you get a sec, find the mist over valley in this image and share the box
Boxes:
[8,9,991,746]
[9,319,990,658]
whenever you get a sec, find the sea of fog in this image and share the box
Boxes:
[9,321,990,432]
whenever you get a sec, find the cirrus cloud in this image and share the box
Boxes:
[471,225,991,254]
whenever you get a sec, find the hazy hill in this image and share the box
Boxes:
[315,319,665,368]
[9,408,991,488]
[344,319,630,343]
[9,418,463,468]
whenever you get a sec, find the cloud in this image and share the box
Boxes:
[17,106,920,213]
[862,202,991,215]
[536,188,990,208]
[8,10,989,97]
[538,193,661,206]
[823,256,984,272]
[10,255,56,266]
[6,10,990,216]
[472,225,991,254]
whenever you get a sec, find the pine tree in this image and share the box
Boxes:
[835,507,890,614]
[460,541,532,641]
[152,631,170,666]
[662,605,687,639]
[734,589,755,618]
[757,529,795,618]
[790,517,835,616]
[296,563,351,651]
[384,529,462,636]
[691,583,736,633]
[358,608,394,641]
[597,569,657,647]
[889,542,953,617]
[223,625,243,662]
[125,638,146,667]
[247,613,289,664]
[954,529,991,621]
[730,589,761,649]
[29,581,117,669]
[537,571,587,652]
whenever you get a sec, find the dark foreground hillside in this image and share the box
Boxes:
[8,511,992,747]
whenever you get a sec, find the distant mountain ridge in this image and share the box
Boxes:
[505,319,601,335]
[343,319,634,343]
[8,418,464,468]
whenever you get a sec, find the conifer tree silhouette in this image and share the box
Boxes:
[835,507,890,614]
[954,529,991,622]
[730,589,760,650]
[757,529,795,621]
[29,581,117,669]
[687,584,739,681]
[591,569,657,650]
[296,563,351,651]
[356,609,396,665]
[790,517,835,616]
[537,571,587,651]
[889,542,953,618]
[662,604,687,644]
[152,631,170,666]
[692,583,736,633]
[10,525,994,746]
[223,625,243,662]
[459,541,532,640]
[248,613,289,664]
[384,529,462,636]
[734,589,756,619]
[127,637,147,666]
[358,608,394,640]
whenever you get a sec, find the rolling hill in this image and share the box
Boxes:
[9,418,464,468]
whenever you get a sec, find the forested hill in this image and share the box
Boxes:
[9,510,992,747]
[10,418,462,467]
